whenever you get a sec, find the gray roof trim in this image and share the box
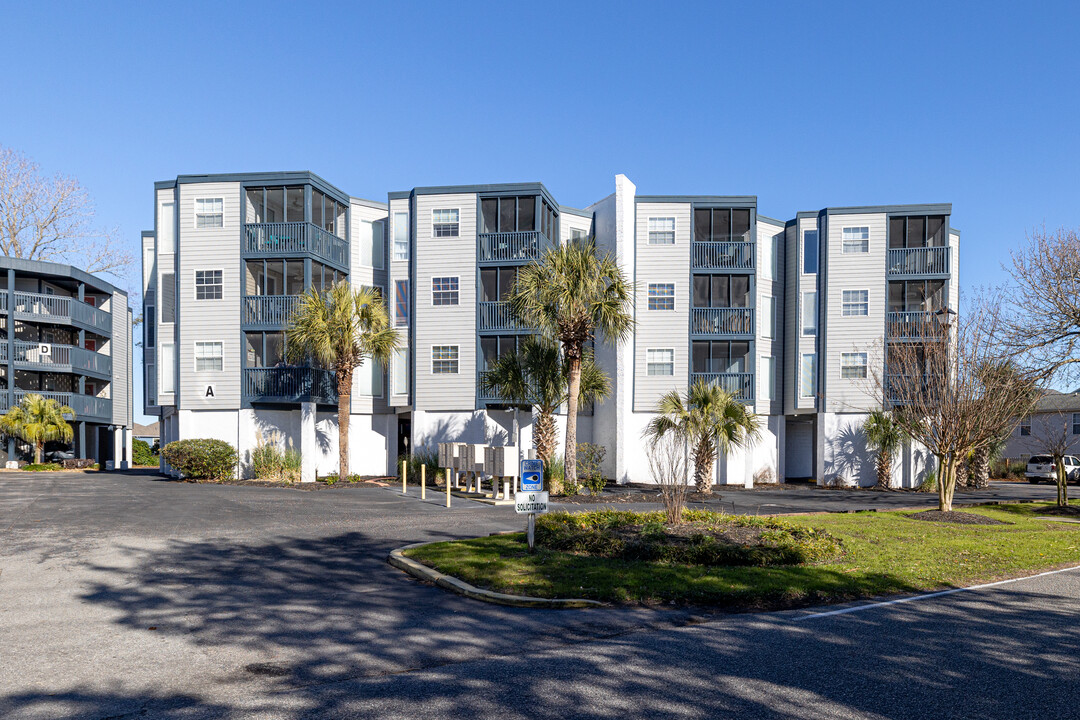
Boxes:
[636,195,757,207]
[559,205,593,218]
[409,182,559,210]
[160,171,350,204]
[387,191,411,200]
[154,180,176,190]
[350,196,388,210]
[825,203,952,216]
[757,214,787,227]
[141,230,154,238]
[950,227,961,235]
[0,256,126,296]
[795,211,820,219]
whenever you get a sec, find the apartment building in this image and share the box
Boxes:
[0,257,133,465]
[143,172,957,487]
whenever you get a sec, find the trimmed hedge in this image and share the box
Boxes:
[161,439,237,481]
[132,438,159,466]
[535,509,843,567]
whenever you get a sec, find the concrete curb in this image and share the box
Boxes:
[387,541,605,609]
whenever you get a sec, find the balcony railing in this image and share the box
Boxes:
[0,294,7,312]
[478,301,527,331]
[11,341,112,376]
[692,241,755,270]
[12,292,111,334]
[244,222,349,268]
[0,391,112,421]
[243,295,301,327]
[478,231,551,263]
[244,367,337,405]
[886,311,949,341]
[690,371,755,402]
[887,246,950,276]
[691,307,755,336]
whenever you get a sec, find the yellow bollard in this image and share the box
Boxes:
[421,464,426,500]
[446,468,451,508]
[401,459,407,494]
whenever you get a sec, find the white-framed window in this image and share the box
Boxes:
[392,348,408,395]
[432,209,460,238]
[842,226,870,253]
[393,212,409,261]
[194,269,223,300]
[761,356,775,402]
[647,283,675,310]
[800,353,817,399]
[161,343,175,393]
[646,348,675,376]
[195,341,223,371]
[395,280,409,327]
[195,198,223,228]
[359,219,385,269]
[432,277,459,306]
[841,352,868,379]
[842,289,869,316]
[1020,418,1031,436]
[802,291,817,335]
[762,296,776,339]
[432,345,459,374]
[356,358,384,398]
[159,202,175,253]
[648,217,676,245]
[803,229,818,274]
[569,228,588,241]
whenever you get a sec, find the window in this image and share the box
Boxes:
[432,277,459,306]
[195,198,223,228]
[395,280,409,326]
[802,291,817,335]
[432,345,459,374]
[569,228,587,241]
[647,283,675,310]
[161,273,176,323]
[800,353,817,399]
[159,202,175,253]
[145,306,155,347]
[392,348,408,395]
[146,363,156,405]
[648,217,675,245]
[692,274,750,308]
[393,212,409,261]
[432,209,460,238]
[1020,418,1031,436]
[481,196,541,233]
[843,226,870,253]
[803,230,818,274]
[360,219,385,269]
[356,359,384,398]
[646,349,675,376]
[161,344,175,393]
[841,352,868,379]
[692,341,749,373]
[762,296,775,339]
[195,341,223,371]
[1074,414,1080,435]
[842,290,869,316]
[194,270,223,300]
[761,356,775,402]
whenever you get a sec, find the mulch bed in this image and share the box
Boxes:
[1032,505,1080,517]
[169,477,394,490]
[906,510,1007,525]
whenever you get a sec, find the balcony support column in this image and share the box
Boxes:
[77,422,86,459]
[300,401,317,482]
[303,259,312,293]
[77,283,84,302]
[6,269,14,464]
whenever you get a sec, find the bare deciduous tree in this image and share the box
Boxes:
[874,298,1039,511]
[0,145,132,276]
[646,433,689,525]
[1006,227,1080,382]
[1031,411,1080,507]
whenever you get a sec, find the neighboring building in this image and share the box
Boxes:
[1004,390,1080,461]
[143,172,957,487]
[0,257,133,465]
[133,421,159,444]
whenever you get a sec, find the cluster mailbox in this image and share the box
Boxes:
[483,446,518,478]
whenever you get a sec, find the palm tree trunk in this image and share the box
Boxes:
[877,448,891,489]
[337,366,353,482]
[35,442,42,464]
[693,438,715,494]
[971,446,990,489]
[534,409,557,464]
[564,349,582,489]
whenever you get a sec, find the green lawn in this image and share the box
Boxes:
[404,504,1080,609]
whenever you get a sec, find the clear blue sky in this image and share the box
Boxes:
[3,1,1078,421]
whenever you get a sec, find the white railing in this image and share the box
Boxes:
[691,307,754,335]
[887,247,950,275]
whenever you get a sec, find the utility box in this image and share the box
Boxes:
[484,446,518,477]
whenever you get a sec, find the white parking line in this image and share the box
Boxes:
[796,564,1080,621]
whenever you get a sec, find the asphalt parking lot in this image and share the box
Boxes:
[0,471,1076,719]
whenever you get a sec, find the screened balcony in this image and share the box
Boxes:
[242,295,301,328]
[691,307,755,337]
[478,301,527,332]
[9,292,112,334]
[243,367,337,405]
[244,185,349,270]
[689,372,755,402]
[478,194,557,263]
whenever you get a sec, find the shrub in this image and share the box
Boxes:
[161,439,237,481]
[917,470,938,493]
[577,443,607,495]
[61,458,95,469]
[535,509,843,566]
[545,454,576,495]
[133,438,159,466]
[23,462,62,471]
[397,448,439,483]
[249,432,302,483]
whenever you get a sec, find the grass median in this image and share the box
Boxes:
[403,503,1080,609]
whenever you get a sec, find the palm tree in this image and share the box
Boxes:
[643,380,761,494]
[478,337,610,464]
[509,238,634,487]
[862,410,906,489]
[0,393,75,464]
[285,282,399,481]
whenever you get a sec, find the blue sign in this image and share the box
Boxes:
[521,458,544,492]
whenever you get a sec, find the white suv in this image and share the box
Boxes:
[1026,455,1080,484]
